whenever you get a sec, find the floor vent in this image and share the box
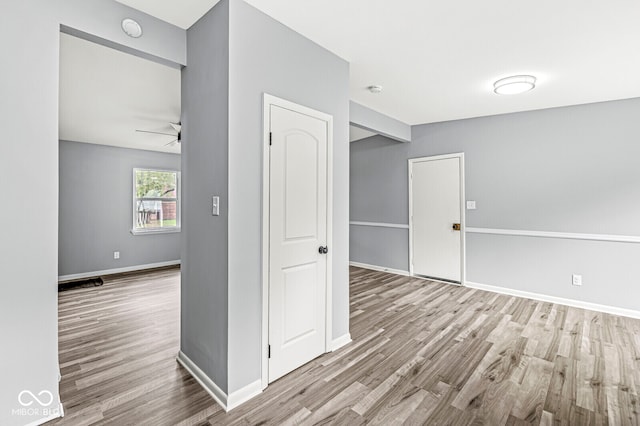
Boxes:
[58,277,104,292]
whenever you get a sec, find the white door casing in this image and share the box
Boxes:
[262,95,333,386]
[409,154,465,283]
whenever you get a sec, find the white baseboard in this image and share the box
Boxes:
[350,221,410,229]
[177,351,262,412]
[349,262,461,286]
[227,380,262,411]
[177,351,228,411]
[24,403,64,426]
[348,262,640,320]
[465,281,640,320]
[349,261,410,277]
[331,333,352,351]
[58,260,181,282]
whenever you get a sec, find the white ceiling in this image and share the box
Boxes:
[59,33,181,154]
[117,0,640,126]
[116,0,219,30]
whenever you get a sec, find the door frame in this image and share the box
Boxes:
[261,93,334,389]
[408,153,466,284]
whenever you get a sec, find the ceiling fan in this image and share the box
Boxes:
[136,122,181,146]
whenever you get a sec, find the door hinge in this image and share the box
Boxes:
[268,344,271,358]
[269,132,272,146]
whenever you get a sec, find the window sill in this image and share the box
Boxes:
[131,227,181,236]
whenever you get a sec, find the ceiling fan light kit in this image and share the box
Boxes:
[493,75,537,95]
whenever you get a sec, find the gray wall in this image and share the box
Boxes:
[350,226,409,272]
[0,1,185,424]
[182,0,350,395]
[227,0,350,393]
[59,141,180,277]
[181,0,230,393]
[350,97,640,312]
[350,135,412,271]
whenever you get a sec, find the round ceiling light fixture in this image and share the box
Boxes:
[367,85,383,94]
[121,18,143,38]
[493,75,536,95]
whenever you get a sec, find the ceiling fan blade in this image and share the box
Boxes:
[169,122,182,133]
[136,129,175,137]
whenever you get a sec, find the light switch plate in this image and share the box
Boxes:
[466,201,476,210]
[212,196,220,216]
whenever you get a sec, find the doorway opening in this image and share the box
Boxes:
[57,29,184,419]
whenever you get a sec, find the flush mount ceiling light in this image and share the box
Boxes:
[493,75,536,95]
[368,85,383,94]
[121,18,143,38]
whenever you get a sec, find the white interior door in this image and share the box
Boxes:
[268,104,328,383]
[410,155,463,283]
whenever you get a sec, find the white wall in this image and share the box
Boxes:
[0,2,185,424]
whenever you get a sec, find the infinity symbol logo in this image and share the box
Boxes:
[18,390,54,407]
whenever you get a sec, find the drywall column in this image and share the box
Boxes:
[0,1,185,425]
[181,0,349,403]
[181,0,231,393]
[227,0,350,394]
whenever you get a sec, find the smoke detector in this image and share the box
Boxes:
[122,18,143,38]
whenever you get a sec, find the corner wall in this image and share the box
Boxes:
[181,0,230,392]
[350,97,640,313]
[181,0,350,398]
[59,141,181,278]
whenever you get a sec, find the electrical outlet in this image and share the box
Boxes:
[114,251,120,260]
[572,274,582,286]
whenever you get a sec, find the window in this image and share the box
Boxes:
[132,168,180,234]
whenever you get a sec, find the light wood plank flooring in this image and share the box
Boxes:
[51,266,640,425]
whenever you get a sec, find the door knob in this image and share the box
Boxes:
[452,223,461,231]
[318,246,328,254]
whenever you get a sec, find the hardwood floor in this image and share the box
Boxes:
[51,266,640,425]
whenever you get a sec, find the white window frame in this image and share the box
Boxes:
[131,168,181,235]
